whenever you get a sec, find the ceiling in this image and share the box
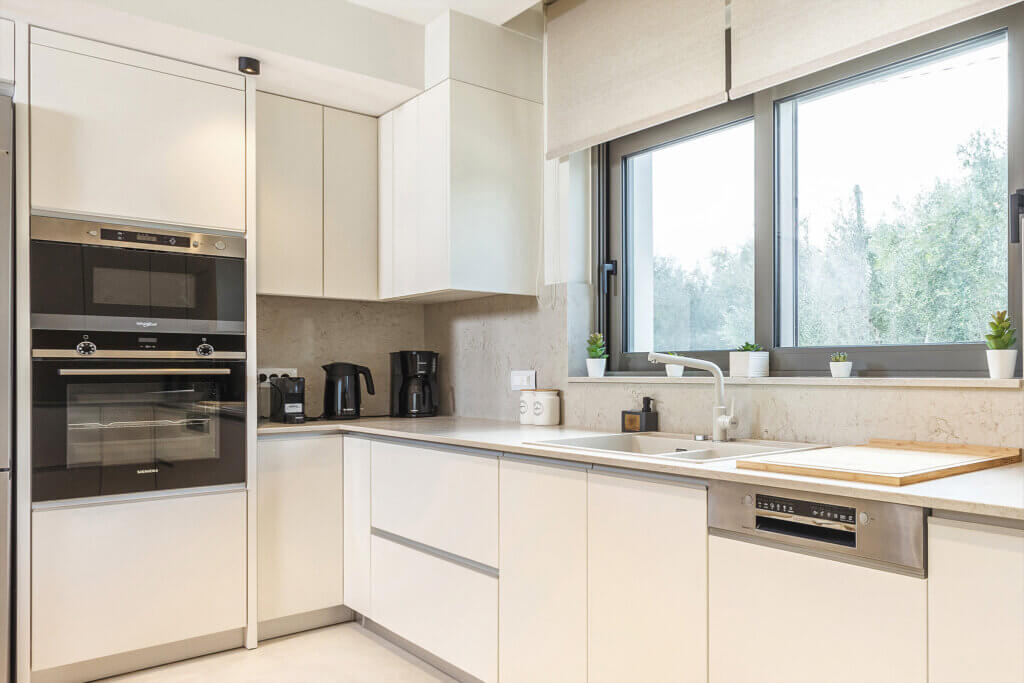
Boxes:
[346,0,540,26]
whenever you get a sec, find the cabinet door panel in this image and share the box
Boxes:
[415,82,450,294]
[30,43,244,231]
[343,436,372,615]
[588,472,707,683]
[391,99,419,298]
[324,107,378,301]
[928,517,1024,683]
[255,92,324,297]
[377,112,395,299]
[257,435,343,623]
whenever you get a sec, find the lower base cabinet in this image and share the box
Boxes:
[371,534,498,683]
[342,436,372,616]
[928,516,1024,683]
[709,534,927,683]
[32,490,246,672]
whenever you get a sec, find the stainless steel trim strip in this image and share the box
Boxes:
[31,314,245,335]
[590,463,708,490]
[30,214,246,258]
[58,368,232,376]
[500,451,592,471]
[361,433,500,459]
[31,483,246,511]
[34,349,246,359]
[370,527,500,578]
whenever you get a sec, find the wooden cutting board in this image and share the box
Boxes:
[736,439,1022,486]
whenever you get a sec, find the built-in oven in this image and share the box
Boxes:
[30,215,244,335]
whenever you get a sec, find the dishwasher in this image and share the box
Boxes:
[707,481,928,683]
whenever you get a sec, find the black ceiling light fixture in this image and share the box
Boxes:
[237,56,261,75]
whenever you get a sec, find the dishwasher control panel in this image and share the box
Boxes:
[756,494,856,524]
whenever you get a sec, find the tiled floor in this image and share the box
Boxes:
[105,623,455,682]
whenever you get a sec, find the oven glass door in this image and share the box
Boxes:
[30,241,244,334]
[32,359,246,501]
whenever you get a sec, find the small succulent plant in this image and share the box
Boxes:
[985,310,1017,350]
[737,342,764,352]
[586,332,608,359]
[830,351,848,363]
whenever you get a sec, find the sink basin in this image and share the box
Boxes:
[528,433,819,463]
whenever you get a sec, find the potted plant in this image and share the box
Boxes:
[585,332,608,378]
[985,310,1018,379]
[829,351,853,378]
[657,351,685,377]
[729,342,769,378]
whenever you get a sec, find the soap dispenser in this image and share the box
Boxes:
[622,396,659,432]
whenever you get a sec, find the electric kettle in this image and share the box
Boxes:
[322,362,374,419]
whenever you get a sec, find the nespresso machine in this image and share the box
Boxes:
[390,351,439,417]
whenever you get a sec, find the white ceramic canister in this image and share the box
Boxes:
[532,389,561,426]
[519,390,535,425]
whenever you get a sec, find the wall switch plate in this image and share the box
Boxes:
[258,367,298,386]
[510,370,537,391]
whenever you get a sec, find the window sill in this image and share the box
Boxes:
[567,375,1023,389]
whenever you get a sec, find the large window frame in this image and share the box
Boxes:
[599,5,1024,376]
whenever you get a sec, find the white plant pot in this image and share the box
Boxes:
[586,358,607,378]
[665,364,685,378]
[986,349,1017,379]
[829,361,853,378]
[729,351,769,378]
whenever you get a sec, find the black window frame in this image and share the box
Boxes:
[598,5,1024,377]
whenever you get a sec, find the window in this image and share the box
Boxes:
[599,7,1022,376]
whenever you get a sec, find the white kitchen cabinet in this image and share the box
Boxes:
[257,435,344,625]
[709,534,927,683]
[324,107,378,300]
[928,516,1024,683]
[587,470,707,683]
[371,439,498,566]
[255,92,324,297]
[32,490,246,672]
[371,534,498,683]
[0,19,13,83]
[378,79,542,301]
[343,436,372,616]
[29,29,245,232]
[499,457,587,683]
[378,111,395,299]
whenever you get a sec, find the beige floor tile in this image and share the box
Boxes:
[104,623,455,682]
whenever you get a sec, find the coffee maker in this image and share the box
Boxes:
[322,362,374,420]
[390,351,439,418]
[269,376,306,424]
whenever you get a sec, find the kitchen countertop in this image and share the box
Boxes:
[258,417,1024,521]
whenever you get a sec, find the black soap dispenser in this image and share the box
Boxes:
[622,396,659,432]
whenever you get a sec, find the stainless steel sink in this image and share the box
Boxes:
[528,433,820,463]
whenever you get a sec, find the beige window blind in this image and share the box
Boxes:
[730,0,1018,98]
[545,0,727,160]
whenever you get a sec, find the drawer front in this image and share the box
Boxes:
[371,534,497,683]
[371,439,498,566]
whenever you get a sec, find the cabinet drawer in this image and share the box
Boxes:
[371,439,498,566]
[32,490,246,671]
[371,534,497,683]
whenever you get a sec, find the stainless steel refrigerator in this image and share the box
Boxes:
[0,90,13,682]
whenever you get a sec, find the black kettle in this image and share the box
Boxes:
[322,362,374,420]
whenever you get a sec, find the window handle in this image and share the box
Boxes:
[1010,189,1023,245]
[601,260,618,295]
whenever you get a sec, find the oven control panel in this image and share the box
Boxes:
[101,227,197,249]
[756,494,856,524]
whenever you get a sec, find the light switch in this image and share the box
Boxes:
[510,370,537,391]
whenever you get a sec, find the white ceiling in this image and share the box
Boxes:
[347,0,539,26]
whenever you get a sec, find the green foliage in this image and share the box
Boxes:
[985,310,1017,350]
[829,351,848,363]
[737,342,764,352]
[586,332,608,359]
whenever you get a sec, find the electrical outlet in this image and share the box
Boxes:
[258,367,298,386]
[510,369,537,391]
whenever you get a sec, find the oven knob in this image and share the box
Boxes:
[76,341,97,356]
[196,343,214,357]
[858,512,870,525]
[742,494,753,506]
[214,240,227,250]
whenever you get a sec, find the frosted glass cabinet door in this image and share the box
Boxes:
[30,34,245,231]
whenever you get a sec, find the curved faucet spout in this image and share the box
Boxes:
[647,352,725,407]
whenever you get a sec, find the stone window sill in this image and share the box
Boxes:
[567,375,1023,389]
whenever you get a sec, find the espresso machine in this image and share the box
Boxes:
[390,351,439,417]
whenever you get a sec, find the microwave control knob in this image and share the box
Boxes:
[742,494,754,506]
[858,512,870,525]
[76,341,97,356]
[214,240,227,250]
[196,343,214,357]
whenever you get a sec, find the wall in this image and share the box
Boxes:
[257,295,424,417]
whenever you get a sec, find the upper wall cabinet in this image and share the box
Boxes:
[29,29,246,232]
[0,19,13,83]
[378,79,542,301]
[256,92,379,300]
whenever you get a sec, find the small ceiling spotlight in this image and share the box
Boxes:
[237,57,261,75]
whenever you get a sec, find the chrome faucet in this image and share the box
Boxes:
[648,352,738,441]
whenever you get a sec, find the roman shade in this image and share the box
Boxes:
[730,0,1019,98]
[545,0,727,160]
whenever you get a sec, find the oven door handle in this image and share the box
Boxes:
[58,368,232,376]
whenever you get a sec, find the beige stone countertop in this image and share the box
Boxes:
[257,416,1024,521]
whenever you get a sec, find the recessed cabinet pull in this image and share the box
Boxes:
[58,368,232,376]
